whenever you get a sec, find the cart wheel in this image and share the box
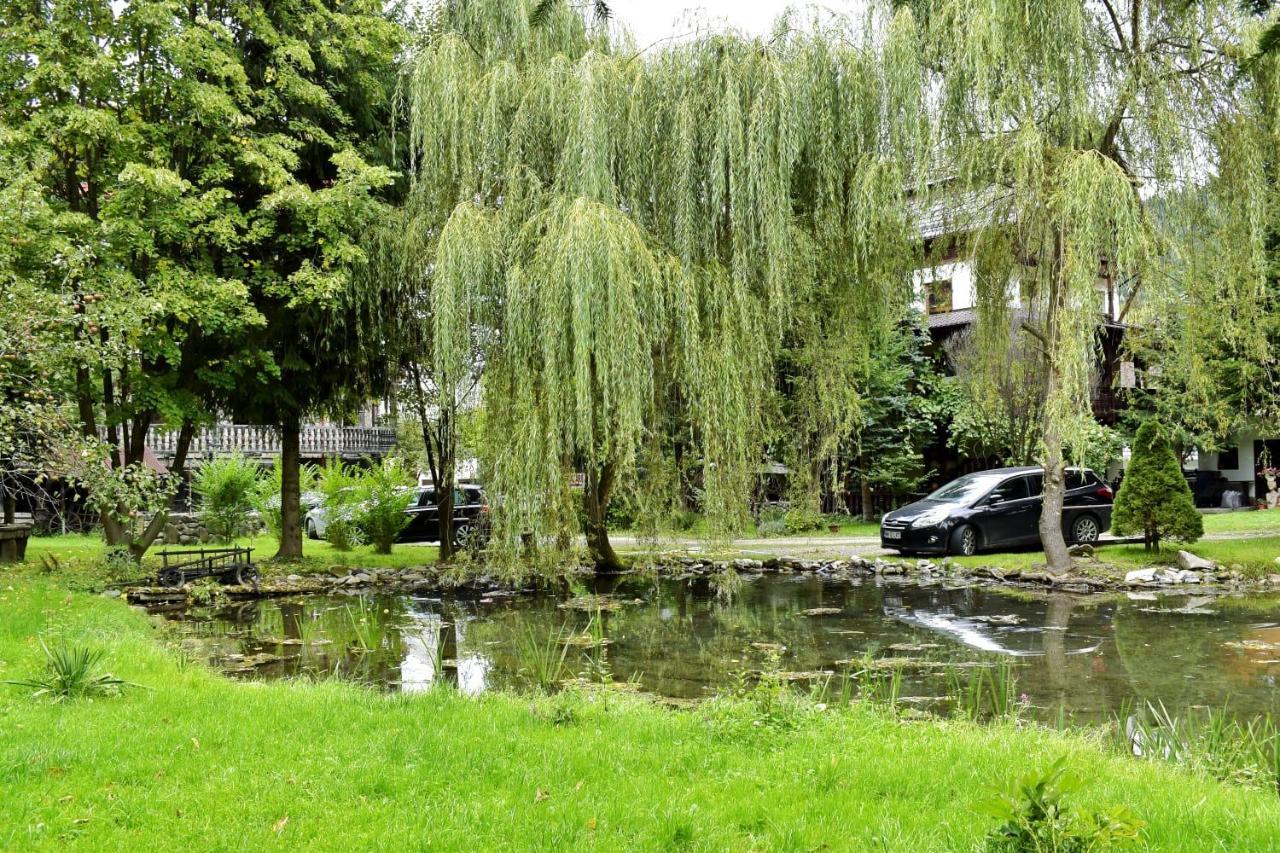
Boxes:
[159,568,185,588]
[236,565,260,587]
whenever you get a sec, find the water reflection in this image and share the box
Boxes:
[159,575,1280,723]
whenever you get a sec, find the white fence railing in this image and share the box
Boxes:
[143,425,397,460]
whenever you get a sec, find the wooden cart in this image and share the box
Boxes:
[156,547,259,588]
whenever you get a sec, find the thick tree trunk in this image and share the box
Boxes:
[585,462,623,573]
[859,464,874,523]
[276,417,303,560]
[1039,424,1073,575]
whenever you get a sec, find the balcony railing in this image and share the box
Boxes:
[146,424,397,461]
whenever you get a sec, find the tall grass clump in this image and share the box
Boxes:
[950,661,1021,722]
[250,456,318,542]
[1120,701,1280,794]
[191,453,263,542]
[3,641,141,702]
[513,623,572,692]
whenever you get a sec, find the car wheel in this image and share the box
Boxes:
[306,518,318,540]
[949,525,979,557]
[452,522,473,549]
[1070,514,1101,544]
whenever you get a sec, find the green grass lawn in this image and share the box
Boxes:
[23,534,438,588]
[950,535,1280,577]
[1201,509,1280,535]
[2,580,1279,850]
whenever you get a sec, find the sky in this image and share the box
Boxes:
[607,1,856,47]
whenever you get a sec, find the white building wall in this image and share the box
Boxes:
[912,260,976,312]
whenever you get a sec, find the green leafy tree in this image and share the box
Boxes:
[400,0,926,570]
[918,0,1269,574]
[1112,422,1203,551]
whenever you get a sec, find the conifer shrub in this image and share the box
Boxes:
[1111,422,1203,551]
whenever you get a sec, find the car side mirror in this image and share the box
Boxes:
[985,492,1005,505]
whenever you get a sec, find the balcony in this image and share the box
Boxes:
[147,424,397,462]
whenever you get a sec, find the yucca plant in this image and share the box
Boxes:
[3,642,140,702]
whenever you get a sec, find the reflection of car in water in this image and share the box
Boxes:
[880,467,1113,556]
[881,594,1103,657]
[305,485,489,549]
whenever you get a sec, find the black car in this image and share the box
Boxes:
[401,484,489,548]
[880,467,1113,556]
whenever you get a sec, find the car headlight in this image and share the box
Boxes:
[911,508,953,528]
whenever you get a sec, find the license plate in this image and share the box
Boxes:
[882,529,902,540]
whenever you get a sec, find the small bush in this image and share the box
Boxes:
[756,518,788,537]
[355,458,414,554]
[979,756,1144,851]
[317,461,363,552]
[783,507,822,534]
[191,454,262,542]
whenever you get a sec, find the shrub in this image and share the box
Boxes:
[191,454,262,542]
[1111,422,1202,551]
[783,506,822,534]
[979,756,1144,851]
[355,458,415,554]
[317,460,363,552]
[249,456,318,543]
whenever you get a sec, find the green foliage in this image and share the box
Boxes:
[2,641,138,703]
[514,624,572,692]
[249,457,317,543]
[783,507,823,535]
[1112,422,1203,550]
[979,757,1145,851]
[317,461,364,552]
[1120,702,1280,794]
[399,0,929,559]
[191,455,263,543]
[355,459,415,554]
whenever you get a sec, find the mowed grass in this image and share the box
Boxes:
[2,582,1280,850]
[948,534,1280,578]
[1201,508,1280,535]
[23,534,438,586]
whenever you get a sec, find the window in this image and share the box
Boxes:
[925,278,953,314]
[1026,473,1044,495]
[418,489,436,508]
[1218,447,1239,470]
[999,477,1031,501]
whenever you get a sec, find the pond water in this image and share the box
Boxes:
[157,574,1280,723]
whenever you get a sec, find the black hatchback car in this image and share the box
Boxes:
[880,467,1113,556]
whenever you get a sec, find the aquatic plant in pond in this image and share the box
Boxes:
[513,623,572,692]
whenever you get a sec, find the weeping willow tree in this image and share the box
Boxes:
[399,0,927,569]
[917,0,1271,573]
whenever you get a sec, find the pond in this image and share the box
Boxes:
[156,574,1280,724]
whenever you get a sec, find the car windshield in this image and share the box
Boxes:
[924,473,1006,504]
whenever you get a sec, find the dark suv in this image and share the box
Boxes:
[401,484,489,549]
[880,467,1113,556]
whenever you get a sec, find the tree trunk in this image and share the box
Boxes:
[276,417,303,560]
[859,464,874,523]
[437,407,455,561]
[1,477,15,524]
[584,462,623,573]
[1039,425,1073,575]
